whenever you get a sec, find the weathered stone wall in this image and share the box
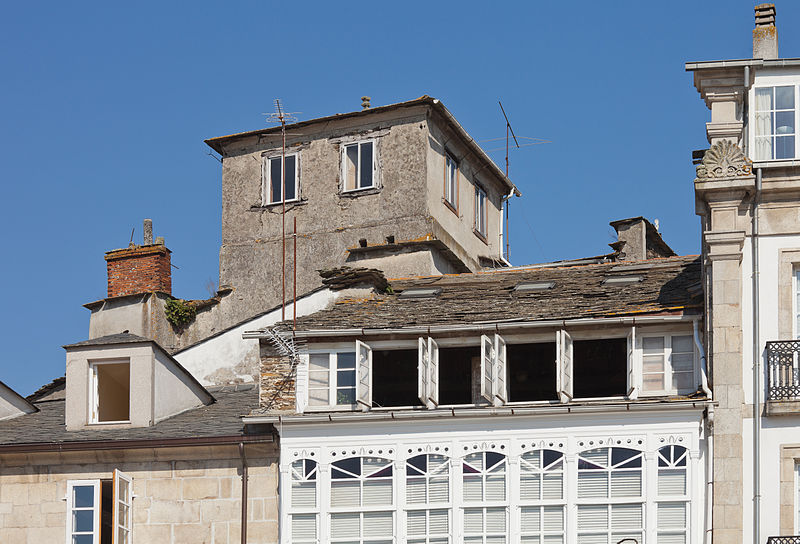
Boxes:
[0,444,277,544]
[259,352,295,412]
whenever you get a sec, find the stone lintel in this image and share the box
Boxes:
[766,400,800,416]
[706,121,744,144]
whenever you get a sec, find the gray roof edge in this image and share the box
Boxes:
[685,58,800,71]
[0,381,38,414]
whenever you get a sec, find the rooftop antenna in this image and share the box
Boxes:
[265,99,300,322]
[499,101,519,263]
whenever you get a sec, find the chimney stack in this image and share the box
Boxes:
[753,3,778,59]
[104,220,172,298]
[361,96,371,110]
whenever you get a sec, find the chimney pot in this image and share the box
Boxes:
[753,3,778,59]
[361,96,371,110]
[143,219,153,245]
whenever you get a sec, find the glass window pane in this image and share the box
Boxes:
[671,336,693,353]
[73,536,94,544]
[643,337,664,353]
[776,136,795,159]
[776,85,795,110]
[308,388,329,406]
[360,142,373,188]
[73,509,94,532]
[336,388,355,405]
[284,156,296,200]
[776,111,795,134]
[644,375,664,391]
[345,145,358,191]
[338,352,356,369]
[270,158,282,203]
[643,355,665,373]
[337,369,356,388]
[309,353,329,371]
[756,87,774,112]
[73,486,94,508]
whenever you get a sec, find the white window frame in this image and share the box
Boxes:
[656,445,690,544]
[474,184,488,239]
[445,151,458,211]
[66,480,101,544]
[418,337,440,409]
[262,152,300,205]
[406,453,451,543]
[480,334,508,406]
[462,451,509,542]
[749,77,800,163]
[794,267,800,339]
[329,456,395,543]
[112,469,133,544]
[342,140,377,193]
[289,458,319,544]
[89,359,130,425]
[519,449,566,544]
[638,333,697,397]
[306,350,358,411]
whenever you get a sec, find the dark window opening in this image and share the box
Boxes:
[573,338,627,398]
[372,349,422,407]
[508,343,557,401]
[439,346,477,405]
[100,480,112,544]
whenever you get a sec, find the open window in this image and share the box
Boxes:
[371,347,421,408]
[507,341,557,402]
[356,340,371,411]
[628,327,640,400]
[480,334,508,406]
[418,337,439,409]
[67,471,132,544]
[556,330,573,403]
[572,337,628,399]
[90,360,130,424]
[342,141,376,192]
[262,153,299,204]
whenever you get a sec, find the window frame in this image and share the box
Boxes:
[749,77,800,163]
[89,359,130,425]
[341,140,377,193]
[518,449,566,544]
[289,458,319,544]
[306,350,358,411]
[462,451,509,542]
[444,151,459,213]
[638,333,698,397]
[66,471,132,544]
[474,184,488,241]
[262,152,300,205]
[66,479,101,544]
[794,267,800,339]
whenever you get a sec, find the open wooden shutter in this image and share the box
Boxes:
[494,334,507,406]
[112,469,132,544]
[356,340,372,411]
[296,354,309,413]
[418,337,429,406]
[428,338,439,408]
[556,330,573,403]
[480,334,494,402]
[627,326,639,400]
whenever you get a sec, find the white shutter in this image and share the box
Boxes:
[331,481,361,507]
[296,354,308,413]
[418,337,429,406]
[542,473,563,500]
[363,511,393,537]
[407,510,427,535]
[331,512,360,539]
[481,335,494,402]
[557,330,573,403]
[520,507,541,531]
[494,334,507,406]
[407,478,427,503]
[520,474,540,500]
[627,327,639,400]
[464,508,484,533]
[363,479,392,505]
[577,472,608,498]
[658,470,687,496]
[657,502,686,530]
[485,507,506,532]
[429,509,449,534]
[611,503,643,530]
[291,514,317,540]
[429,476,449,503]
[356,340,372,411]
[610,470,642,498]
[112,470,132,544]
[291,481,316,508]
[577,505,608,532]
[543,506,564,532]
[428,337,439,408]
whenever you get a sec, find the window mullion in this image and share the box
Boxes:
[396,458,406,544]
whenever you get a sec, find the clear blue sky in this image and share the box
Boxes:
[2,1,796,396]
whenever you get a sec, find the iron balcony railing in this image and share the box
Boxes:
[767,536,800,544]
[767,340,800,401]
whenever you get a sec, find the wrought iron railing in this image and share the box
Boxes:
[767,340,800,400]
[766,536,800,544]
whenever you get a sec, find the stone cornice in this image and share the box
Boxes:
[704,230,746,262]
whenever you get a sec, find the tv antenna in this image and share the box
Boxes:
[265,99,302,323]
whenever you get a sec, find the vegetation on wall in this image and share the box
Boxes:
[164,298,197,327]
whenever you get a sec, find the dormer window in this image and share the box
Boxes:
[90,360,130,423]
[753,84,797,160]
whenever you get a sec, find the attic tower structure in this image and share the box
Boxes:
[205,97,519,325]
[688,4,800,543]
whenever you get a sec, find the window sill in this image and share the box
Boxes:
[766,399,800,416]
[473,229,488,245]
[340,186,380,198]
[751,158,800,168]
[443,199,459,217]
[250,199,307,211]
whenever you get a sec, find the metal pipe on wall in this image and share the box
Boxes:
[239,442,249,543]
[752,166,762,544]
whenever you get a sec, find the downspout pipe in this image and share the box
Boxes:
[752,166,762,544]
[239,442,248,544]
[693,319,713,544]
[694,320,712,400]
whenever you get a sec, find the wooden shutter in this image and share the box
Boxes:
[418,337,429,406]
[627,327,639,400]
[428,338,439,408]
[494,334,507,406]
[480,335,494,402]
[112,470,132,544]
[296,354,308,413]
[557,330,573,403]
[356,340,372,411]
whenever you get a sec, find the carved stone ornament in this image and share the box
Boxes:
[695,140,753,179]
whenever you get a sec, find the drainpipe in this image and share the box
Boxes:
[239,442,248,544]
[694,320,712,400]
[752,166,762,544]
[705,405,715,544]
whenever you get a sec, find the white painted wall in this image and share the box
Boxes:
[174,288,339,385]
[153,348,211,423]
[0,382,35,421]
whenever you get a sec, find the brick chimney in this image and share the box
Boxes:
[753,3,778,59]
[104,220,172,298]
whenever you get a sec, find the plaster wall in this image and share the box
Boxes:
[152,348,208,423]
[345,246,462,279]
[0,384,33,421]
[65,344,154,430]
[426,114,506,264]
[0,444,277,544]
[173,288,339,386]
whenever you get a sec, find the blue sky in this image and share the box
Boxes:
[2,1,797,395]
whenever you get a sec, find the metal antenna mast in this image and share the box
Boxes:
[499,101,519,262]
[266,99,299,321]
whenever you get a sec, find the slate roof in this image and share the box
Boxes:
[282,255,702,332]
[63,332,150,348]
[0,384,258,448]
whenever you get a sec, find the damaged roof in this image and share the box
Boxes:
[0,384,260,450]
[281,255,702,332]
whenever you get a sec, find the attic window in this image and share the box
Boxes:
[398,287,442,300]
[602,275,643,285]
[90,360,130,423]
[514,281,556,292]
